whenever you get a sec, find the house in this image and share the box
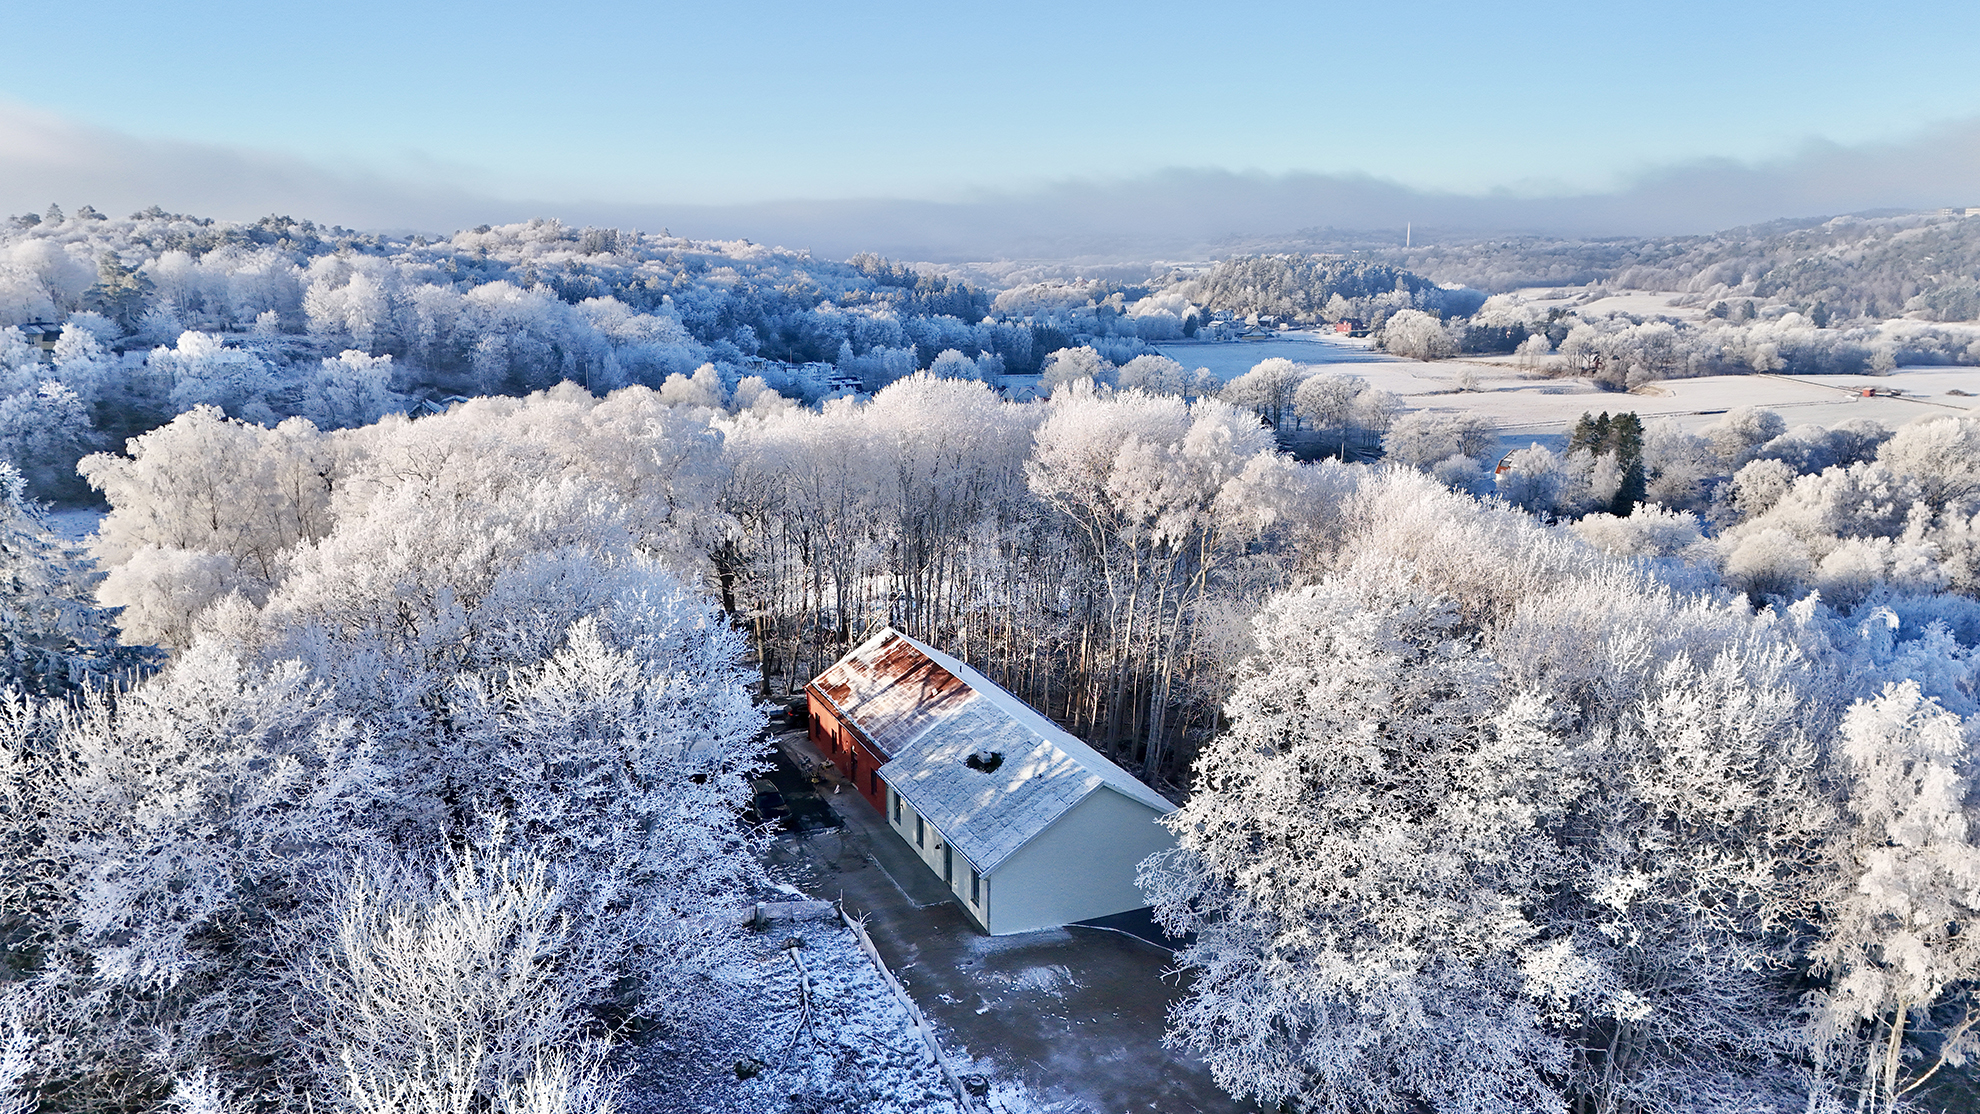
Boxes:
[806,629,1177,935]
[411,395,473,418]
[17,322,62,363]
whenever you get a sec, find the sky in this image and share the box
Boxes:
[5,0,1980,256]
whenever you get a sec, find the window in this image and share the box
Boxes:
[969,866,980,905]
[915,815,924,848]
[943,845,953,885]
[892,788,902,824]
[870,770,880,797]
[850,753,859,783]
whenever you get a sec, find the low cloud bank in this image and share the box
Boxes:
[6,100,1979,260]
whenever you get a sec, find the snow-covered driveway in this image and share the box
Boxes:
[764,731,1246,1114]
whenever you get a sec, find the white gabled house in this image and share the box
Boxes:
[806,629,1177,935]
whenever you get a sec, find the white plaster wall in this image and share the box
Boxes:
[982,788,1175,936]
[884,782,990,931]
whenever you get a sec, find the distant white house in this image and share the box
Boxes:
[807,629,1177,935]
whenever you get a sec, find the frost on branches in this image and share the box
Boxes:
[0,462,148,693]
[1,399,772,1114]
[1140,572,1571,1113]
[1139,480,1900,1113]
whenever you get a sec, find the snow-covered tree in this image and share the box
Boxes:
[1382,410,1496,468]
[307,838,619,1114]
[1038,346,1115,392]
[1143,571,1573,1112]
[1220,357,1306,429]
[1806,683,1980,1113]
[0,463,144,692]
[303,350,400,430]
[1378,308,1455,359]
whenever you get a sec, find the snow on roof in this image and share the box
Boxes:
[808,630,975,757]
[814,629,1173,874]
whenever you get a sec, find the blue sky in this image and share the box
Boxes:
[4,0,1980,249]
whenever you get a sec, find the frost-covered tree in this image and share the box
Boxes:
[1220,357,1307,429]
[1378,308,1455,359]
[83,407,339,637]
[0,462,144,692]
[1291,372,1365,433]
[1115,354,1192,396]
[0,380,98,501]
[307,838,619,1114]
[1806,683,1980,1114]
[1038,345,1116,392]
[1143,572,1572,1112]
[1028,388,1275,771]
[8,517,766,1114]
[303,350,400,430]
[1876,414,1980,513]
[1383,410,1497,468]
[8,643,386,1109]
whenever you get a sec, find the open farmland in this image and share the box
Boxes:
[1157,330,1980,454]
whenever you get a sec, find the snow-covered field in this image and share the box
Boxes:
[1403,363,1980,450]
[618,916,964,1114]
[1154,331,1978,452]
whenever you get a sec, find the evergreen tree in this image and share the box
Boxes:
[1568,412,1599,454]
[1608,411,1646,516]
[84,253,150,331]
[0,464,153,694]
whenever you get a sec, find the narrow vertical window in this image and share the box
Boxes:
[943,845,953,885]
[870,770,880,797]
[970,866,980,905]
[892,788,902,824]
[916,815,924,848]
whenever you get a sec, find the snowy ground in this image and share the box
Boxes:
[615,915,964,1114]
[1402,362,1980,452]
[1155,331,1978,453]
[39,506,103,542]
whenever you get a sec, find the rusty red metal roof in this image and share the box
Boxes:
[808,630,975,759]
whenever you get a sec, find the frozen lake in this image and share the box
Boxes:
[1153,330,1391,382]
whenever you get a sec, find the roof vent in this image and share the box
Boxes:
[965,751,1004,774]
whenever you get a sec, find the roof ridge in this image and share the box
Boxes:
[894,633,1174,815]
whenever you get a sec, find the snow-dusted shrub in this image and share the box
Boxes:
[1571,503,1704,559]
